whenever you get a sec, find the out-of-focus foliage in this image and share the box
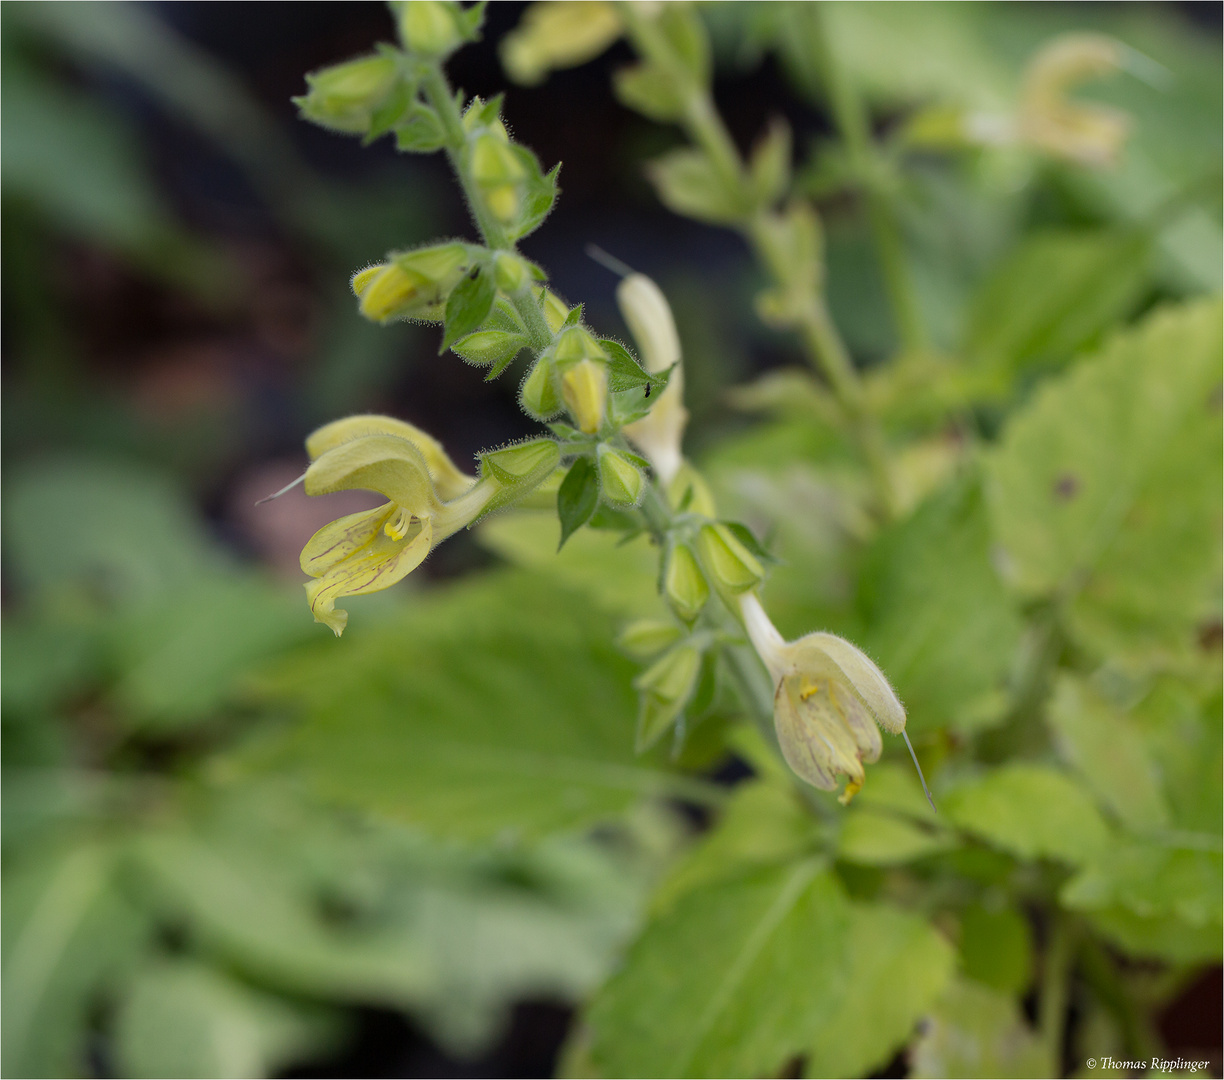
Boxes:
[3,2,1220,1078]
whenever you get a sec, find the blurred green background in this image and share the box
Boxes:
[2,2,1220,1077]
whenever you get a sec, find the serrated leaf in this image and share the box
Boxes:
[942,764,1111,866]
[441,264,496,352]
[254,573,700,840]
[647,146,747,226]
[1046,676,1171,833]
[557,456,600,550]
[986,299,1223,662]
[856,474,1023,735]
[803,903,956,1079]
[965,229,1152,377]
[585,861,850,1078]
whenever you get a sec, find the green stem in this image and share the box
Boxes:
[806,9,927,352]
[1038,911,1078,1074]
[1078,938,1164,1061]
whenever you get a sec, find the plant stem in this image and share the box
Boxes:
[805,8,927,352]
[1038,910,1078,1074]
[1078,938,1165,1061]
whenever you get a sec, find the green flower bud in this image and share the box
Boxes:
[554,325,605,364]
[598,447,644,507]
[479,438,561,512]
[470,134,527,225]
[493,252,529,293]
[295,54,400,134]
[696,523,764,594]
[664,542,709,622]
[451,329,528,368]
[399,0,464,57]
[353,243,470,322]
[617,619,684,660]
[560,358,608,434]
[634,643,702,751]
[520,355,561,419]
[541,289,570,332]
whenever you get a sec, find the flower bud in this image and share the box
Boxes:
[616,274,679,375]
[554,326,605,364]
[398,0,464,57]
[634,643,702,751]
[541,290,570,332]
[451,329,528,368]
[479,438,561,512]
[500,1,623,86]
[664,542,709,622]
[560,359,608,434]
[519,355,561,419]
[493,252,529,293]
[471,134,527,224]
[696,523,764,594]
[598,447,644,507]
[353,243,470,322]
[294,54,400,134]
[666,462,717,518]
[617,619,683,660]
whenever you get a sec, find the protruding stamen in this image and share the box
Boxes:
[384,507,412,541]
[902,729,937,813]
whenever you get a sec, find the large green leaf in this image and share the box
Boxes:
[2,843,148,1078]
[986,299,1223,662]
[253,572,705,840]
[114,959,339,1080]
[1046,675,1171,833]
[856,474,1023,734]
[942,764,1111,866]
[964,229,1151,378]
[802,903,955,1078]
[585,861,850,1078]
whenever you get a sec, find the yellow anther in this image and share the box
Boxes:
[837,778,864,806]
[800,679,824,702]
[384,508,412,540]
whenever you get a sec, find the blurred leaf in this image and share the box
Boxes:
[958,902,1033,996]
[1046,675,1171,833]
[108,575,315,729]
[986,299,1223,662]
[942,764,1111,866]
[853,760,941,824]
[4,456,229,607]
[838,809,953,866]
[254,572,707,840]
[910,977,1050,1079]
[479,511,659,616]
[114,959,340,1080]
[964,229,1151,378]
[646,147,746,225]
[650,780,819,917]
[1078,905,1222,965]
[856,474,1023,735]
[1,616,101,719]
[802,902,956,1079]
[585,861,849,1078]
[2,843,148,1079]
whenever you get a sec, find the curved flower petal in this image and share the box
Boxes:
[300,503,396,577]
[306,415,475,500]
[304,517,433,635]
[788,632,906,734]
[775,678,864,791]
[305,434,443,513]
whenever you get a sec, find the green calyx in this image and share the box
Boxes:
[295,53,402,134]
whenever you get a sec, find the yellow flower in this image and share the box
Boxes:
[299,416,497,635]
[739,591,915,805]
[500,1,623,86]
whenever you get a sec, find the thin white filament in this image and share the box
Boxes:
[902,729,937,813]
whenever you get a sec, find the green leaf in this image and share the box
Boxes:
[803,902,956,1079]
[441,263,496,352]
[506,148,559,242]
[613,62,687,122]
[557,456,600,550]
[958,903,1033,996]
[856,474,1023,735]
[986,299,1223,662]
[964,229,1151,378]
[911,978,1050,1079]
[2,843,148,1079]
[838,809,953,866]
[585,861,850,1078]
[1046,676,1171,833]
[1078,905,1222,965]
[646,147,747,226]
[254,573,702,840]
[942,764,1111,866]
[114,959,340,1080]
[395,103,448,152]
[650,780,820,917]
[748,120,792,208]
[600,338,668,394]
[722,521,778,565]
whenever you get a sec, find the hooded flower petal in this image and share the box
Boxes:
[304,434,444,513]
[304,516,434,635]
[305,414,475,500]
